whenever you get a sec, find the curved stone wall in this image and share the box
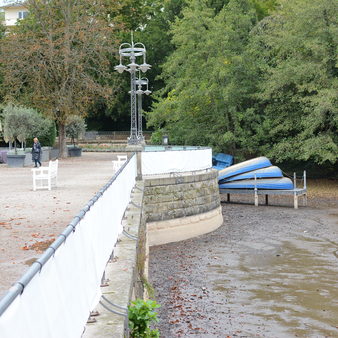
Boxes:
[144,169,220,222]
[144,169,223,246]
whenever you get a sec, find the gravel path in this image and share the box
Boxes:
[149,192,338,337]
[0,152,123,297]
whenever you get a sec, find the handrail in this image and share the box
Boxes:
[0,153,135,317]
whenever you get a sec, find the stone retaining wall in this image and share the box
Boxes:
[143,170,220,222]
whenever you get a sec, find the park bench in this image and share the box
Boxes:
[112,155,127,171]
[32,159,58,191]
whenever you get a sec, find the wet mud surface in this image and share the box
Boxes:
[149,194,338,337]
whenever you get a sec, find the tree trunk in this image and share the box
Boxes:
[58,122,68,158]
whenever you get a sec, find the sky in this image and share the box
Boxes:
[0,1,13,7]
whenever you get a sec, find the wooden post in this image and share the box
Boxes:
[254,174,258,207]
[294,192,298,209]
[227,193,230,202]
[265,194,268,205]
[303,170,307,206]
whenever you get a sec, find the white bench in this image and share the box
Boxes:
[112,155,127,171]
[32,159,58,191]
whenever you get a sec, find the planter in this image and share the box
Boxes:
[0,150,8,164]
[41,147,51,162]
[68,147,82,157]
[24,151,32,167]
[50,148,59,160]
[7,154,26,168]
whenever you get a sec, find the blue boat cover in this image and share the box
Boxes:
[218,157,271,181]
[221,166,283,182]
[212,153,233,170]
[219,177,294,190]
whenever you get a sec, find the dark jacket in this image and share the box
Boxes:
[31,142,42,161]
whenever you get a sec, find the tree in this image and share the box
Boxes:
[147,0,337,168]
[86,0,189,132]
[250,0,338,164]
[0,14,5,104]
[66,115,86,148]
[3,104,52,153]
[146,0,259,157]
[0,0,123,157]
[0,12,5,38]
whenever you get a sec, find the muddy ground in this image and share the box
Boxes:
[149,184,338,337]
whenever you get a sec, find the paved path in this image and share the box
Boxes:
[0,152,124,297]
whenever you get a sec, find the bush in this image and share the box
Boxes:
[128,299,160,338]
[27,121,56,147]
[149,130,164,145]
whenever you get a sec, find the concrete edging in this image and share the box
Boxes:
[147,206,223,247]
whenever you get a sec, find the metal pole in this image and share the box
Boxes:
[114,35,151,145]
[137,90,144,142]
[128,53,138,144]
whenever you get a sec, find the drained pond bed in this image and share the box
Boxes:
[149,188,338,337]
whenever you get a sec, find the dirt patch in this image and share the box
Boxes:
[21,238,55,253]
[149,180,338,337]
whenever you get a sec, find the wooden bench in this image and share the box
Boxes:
[112,155,127,171]
[32,159,58,191]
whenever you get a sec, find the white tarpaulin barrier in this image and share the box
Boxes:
[0,155,137,338]
[142,147,212,175]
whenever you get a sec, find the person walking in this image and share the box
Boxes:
[32,137,42,167]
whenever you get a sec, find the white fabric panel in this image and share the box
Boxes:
[0,155,137,338]
[142,148,212,175]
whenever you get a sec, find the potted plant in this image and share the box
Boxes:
[3,104,34,167]
[3,104,53,167]
[66,115,86,157]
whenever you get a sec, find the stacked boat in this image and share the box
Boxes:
[216,156,293,190]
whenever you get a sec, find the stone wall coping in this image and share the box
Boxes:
[144,169,218,187]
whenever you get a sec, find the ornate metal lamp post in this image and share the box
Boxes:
[135,71,151,143]
[114,36,151,145]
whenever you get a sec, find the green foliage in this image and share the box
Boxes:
[0,14,4,104]
[147,0,337,167]
[29,121,56,147]
[0,0,123,157]
[147,0,259,154]
[149,129,164,145]
[0,13,5,38]
[249,0,278,20]
[128,299,160,338]
[2,103,52,152]
[65,115,86,147]
[250,0,338,164]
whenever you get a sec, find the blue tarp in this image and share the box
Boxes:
[212,153,234,170]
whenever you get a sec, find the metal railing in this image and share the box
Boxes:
[81,131,152,141]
